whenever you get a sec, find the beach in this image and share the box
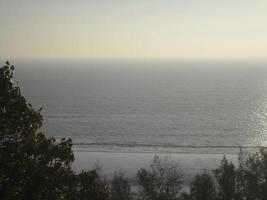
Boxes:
[72,150,238,182]
[16,60,267,181]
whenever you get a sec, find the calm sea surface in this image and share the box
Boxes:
[12,60,267,154]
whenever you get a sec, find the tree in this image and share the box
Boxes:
[77,170,110,200]
[213,156,236,200]
[235,148,267,200]
[136,155,183,200]
[179,192,191,200]
[110,171,132,200]
[190,171,216,200]
[0,61,109,200]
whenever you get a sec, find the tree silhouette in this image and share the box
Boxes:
[136,155,183,200]
[0,61,109,200]
[110,171,132,200]
[190,171,216,200]
[213,156,236,200]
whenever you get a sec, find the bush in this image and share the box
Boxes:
[235,148,267,200]
[213,156,236,200]
[77,170,110,200]
[0,62,109,200]
[187,149,267,200]
[136,155,183,200]
[190,171,216,200]
[110,171,132,200]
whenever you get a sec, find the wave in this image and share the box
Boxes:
[73,142,266,149]
[72,142,267,154]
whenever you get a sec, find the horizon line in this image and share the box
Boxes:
[2,57,267,63]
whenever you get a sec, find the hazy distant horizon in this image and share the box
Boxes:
[3,57,267,64]
[1,0,267,60]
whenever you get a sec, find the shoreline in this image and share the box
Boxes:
[71,144,255,155]
[72,150,238,181]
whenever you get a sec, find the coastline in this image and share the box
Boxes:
[72,150,238,181]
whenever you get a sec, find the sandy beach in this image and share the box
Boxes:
[72,151,238,181]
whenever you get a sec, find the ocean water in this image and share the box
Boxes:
[12,60,267,154]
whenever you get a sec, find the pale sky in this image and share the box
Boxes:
[1,0,267,60]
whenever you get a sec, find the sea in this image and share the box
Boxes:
[11,59,267,155]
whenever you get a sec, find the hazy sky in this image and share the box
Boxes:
[1,0,267,60]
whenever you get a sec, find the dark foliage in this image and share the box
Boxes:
[136,155,183,200]
[0,62,109,200]
[110,171,132,200]
[190,171,216,200]
[213,156,236,200]
[235,148,267,200]
[186,149,267,200]
[77,170,109,200]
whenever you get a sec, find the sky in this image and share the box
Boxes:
[1,0,267,60]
